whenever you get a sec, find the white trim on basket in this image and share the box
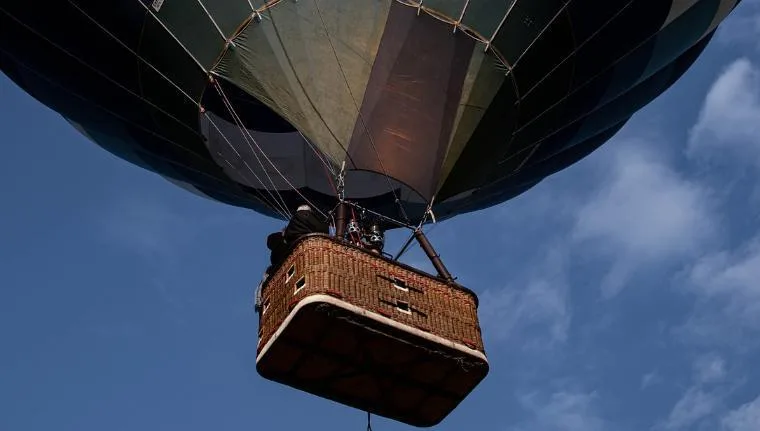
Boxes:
[256,294,488,364]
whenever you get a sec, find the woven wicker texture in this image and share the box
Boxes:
[255,235,489,426]
[257,235,484,354]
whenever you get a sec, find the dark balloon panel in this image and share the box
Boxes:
[0,0,742,227]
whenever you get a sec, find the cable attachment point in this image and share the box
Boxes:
[337,161,347,202]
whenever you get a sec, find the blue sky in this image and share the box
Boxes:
[2,2,760,430]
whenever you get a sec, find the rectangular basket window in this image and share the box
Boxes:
[293,276,306,294]
[391,277,408,292]
[395,300,411,315]
[286,265,296,283]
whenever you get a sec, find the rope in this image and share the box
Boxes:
[299,130,337,177]
[196,0,228,42]
[298,130,339,197]
[133,0,208,73]
[204,110,291,219]
[54,2,306,218]
[213,77,330,219]
[210,80,293,218]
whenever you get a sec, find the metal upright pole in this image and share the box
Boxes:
[413,229,453,282]
[335,202,348,239]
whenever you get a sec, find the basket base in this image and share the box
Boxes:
[256,295,489,427]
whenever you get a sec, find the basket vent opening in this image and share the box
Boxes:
[392,277,408,292]
[286,265,296,282]
[294,276,306,294]
[396,300,411,314]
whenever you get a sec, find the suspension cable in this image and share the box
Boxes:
[69,0,337,220]
[52,1,296,218]
[212,77,330,219]
[210,79,292,218]
[203,110,291,219]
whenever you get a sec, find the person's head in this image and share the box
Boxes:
[296,204,311,212]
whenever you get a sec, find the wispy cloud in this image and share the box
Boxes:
[661,386,721,430]
[571,141,716,297]
[694,353,727,384]
[675,234,760,348]
[477,246,571,349]
[654,355,726,430]
[642,370,662,390]
[688,58,760,166]
[510,389,608,431]
[721,395,760,431]
[689,237,760,324]
[670,54,760,351]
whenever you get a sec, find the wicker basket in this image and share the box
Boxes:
[256,234,488,427]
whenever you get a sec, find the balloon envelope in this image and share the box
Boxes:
[0,0,741,226]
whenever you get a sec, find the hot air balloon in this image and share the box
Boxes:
[0,0,741,427]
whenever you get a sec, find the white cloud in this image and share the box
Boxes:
[674,57,760,349]
[686,234,760,331]
[661,386,720,430]
[642,371,662,389]
[656,354,736,430]
[511,390,607,431]
[574,144,713,258]
[478,247,570,348]
[694,353,727,384]
[688,58,760,165]
[722,395,760,431]
[572,142,716,297]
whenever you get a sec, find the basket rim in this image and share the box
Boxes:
[262,233,480,306]
[257,293,489,362]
